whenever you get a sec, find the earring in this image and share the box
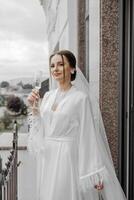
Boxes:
[71,71,75,74]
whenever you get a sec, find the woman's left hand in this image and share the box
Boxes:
[94,182,104,190]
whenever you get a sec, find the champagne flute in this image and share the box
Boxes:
[34,70,42,90]
[32,70,43,110]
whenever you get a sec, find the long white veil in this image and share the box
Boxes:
[76,67,116,165]
[49,66,127,200]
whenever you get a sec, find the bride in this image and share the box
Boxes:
[27,50,127,200]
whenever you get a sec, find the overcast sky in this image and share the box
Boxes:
[0,0,49,81]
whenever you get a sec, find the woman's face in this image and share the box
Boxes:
[50,54,72,82]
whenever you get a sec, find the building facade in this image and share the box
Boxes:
[39,0,134,199]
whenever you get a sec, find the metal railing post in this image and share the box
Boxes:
[0,156,2,200]
[13,120,18,200]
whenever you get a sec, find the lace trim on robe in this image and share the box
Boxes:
[80,166,109,192]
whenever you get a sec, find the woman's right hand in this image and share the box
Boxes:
[27,89,40,108]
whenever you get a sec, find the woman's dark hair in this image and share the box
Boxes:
[49,50,77,81]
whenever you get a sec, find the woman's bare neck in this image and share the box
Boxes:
[58,82,72,92]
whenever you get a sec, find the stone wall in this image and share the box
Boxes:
[100,0,119,172]
[77,0,86,74]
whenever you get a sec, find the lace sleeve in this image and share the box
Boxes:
[27,113,44,155]
[27,91,50,155]
[79,95,106,191]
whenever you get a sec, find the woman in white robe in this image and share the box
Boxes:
[27,50,127,200]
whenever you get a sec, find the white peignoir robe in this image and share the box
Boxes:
[28,85,126,200]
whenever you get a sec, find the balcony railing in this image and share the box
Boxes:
[0,121,19,200]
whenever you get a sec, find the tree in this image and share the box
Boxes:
[6,95,27,116]
[0,95,5,106]
[0,112,13,132]
[0,81,9,88]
